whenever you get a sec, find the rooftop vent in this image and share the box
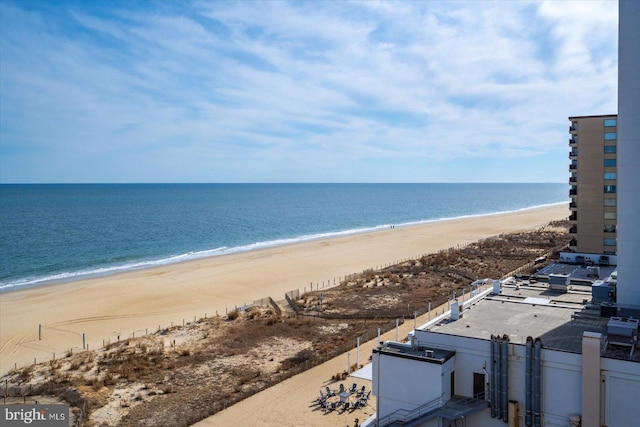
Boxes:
[425,350,435,358]
[492,280,501,295]
[451,301,460,320]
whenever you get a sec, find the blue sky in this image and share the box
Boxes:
[0,0,618,183]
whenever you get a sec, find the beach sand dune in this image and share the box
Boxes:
[0,204,567,376]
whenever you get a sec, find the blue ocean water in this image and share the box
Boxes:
[0,183,567,292]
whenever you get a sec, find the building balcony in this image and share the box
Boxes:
[569,188,577,196]
[569,202,577,210]
[569,164,577,172]
[569,238,577,248]
[569,137,578,145]
[569,226,577,234]
[569,150,578,159]
[569,213,577,221]
[569,177,577,183]
[569,125,577,132]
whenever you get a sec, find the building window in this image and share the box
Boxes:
[604,146,616,154]
[604,225,616,233]
[604,119,617,127]
[604,198,616,207]
[604,172,617,180]
[604,238,616,247]
[604,132,617,141]
[604,212,617,220]
[604,159,617,167]
[604,185,616,193]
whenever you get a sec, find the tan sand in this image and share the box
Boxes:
[193,296,457,427]
[0,204,567,376]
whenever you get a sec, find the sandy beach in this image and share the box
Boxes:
[0,204,567,376]
[193,296,450,427]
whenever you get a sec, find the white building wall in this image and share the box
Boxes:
[414,332,500,426]
[373,346,454,421]
[543,350,583,426]
[617,0,640,306]
[447,343,490,398]
[601,357,640,426]
[441,357,455,403]
[410,331,594,427]
[393,331,640,427]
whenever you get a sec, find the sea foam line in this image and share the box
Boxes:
[0,201,567,292]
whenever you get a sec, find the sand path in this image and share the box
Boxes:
[193,293,479,427]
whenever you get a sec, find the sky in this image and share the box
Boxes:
[0,1,618,183]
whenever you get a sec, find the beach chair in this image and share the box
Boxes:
[349,383,357,394]
[339,383,345,393]
[325,386,336,397]
[316,390,327,405]
[358,391,371,407]
[357,385,366,397]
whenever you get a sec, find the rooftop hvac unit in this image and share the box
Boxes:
[549,274,570,292]
[601,302,617,318]
[607,317,639,337]
[587,266,600,278]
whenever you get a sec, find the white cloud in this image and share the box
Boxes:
[0,0,618,183]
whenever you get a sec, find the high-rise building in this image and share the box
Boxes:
[616,0,640,308]
[568,115,618,256]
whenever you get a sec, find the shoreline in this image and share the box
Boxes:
[0,201,567,294]
[0,204,568,375]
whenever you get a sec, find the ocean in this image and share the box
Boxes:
[0,183,567,292]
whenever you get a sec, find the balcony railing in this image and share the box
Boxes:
[378,394,445,427]
[569,213,577,221]
[569,226,577,234]
[569,177,577,183]
[569,202,577,209]
[569,189,577,196]
[569,137,578,144]
[569,164,577,171]
[569,151,578,158]
[569,238,577,247]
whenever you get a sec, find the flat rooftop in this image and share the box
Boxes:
[421,285,639,362]
[374,341,455,364]
[535,263,617,282]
